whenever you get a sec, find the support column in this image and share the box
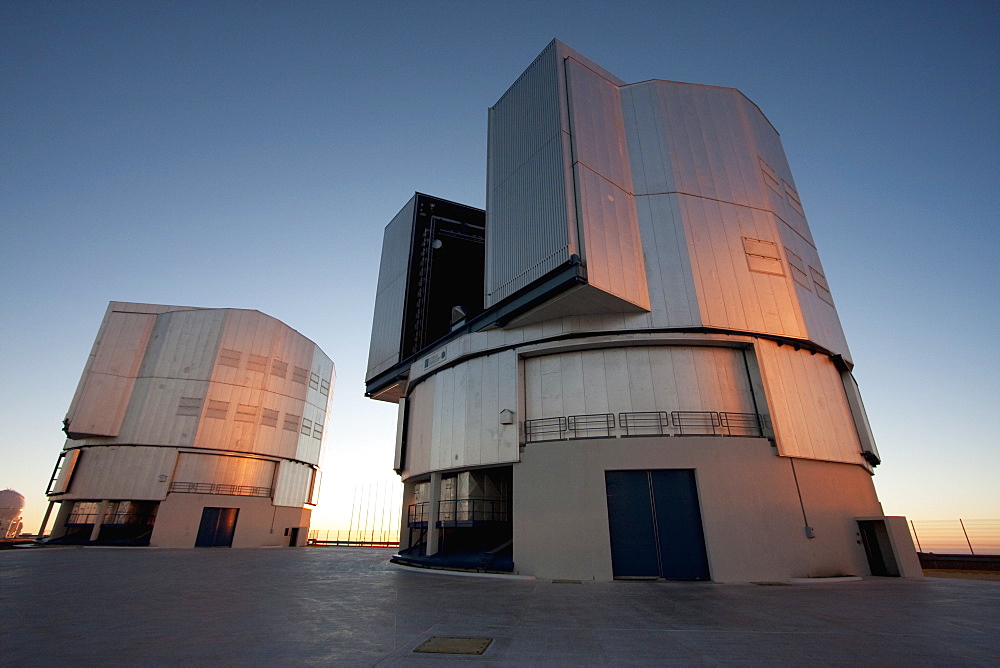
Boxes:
[89,500,109,543]
[426,472,441,556]
[36,501,55,540]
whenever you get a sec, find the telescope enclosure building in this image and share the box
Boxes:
[42,302,333,548]
[369,39,919,581]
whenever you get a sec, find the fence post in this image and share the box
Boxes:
[959,519,975,555]
[910,519,923,553]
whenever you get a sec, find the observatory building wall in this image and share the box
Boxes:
[43,302,333,548]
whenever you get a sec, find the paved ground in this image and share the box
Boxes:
[2,546,997,666]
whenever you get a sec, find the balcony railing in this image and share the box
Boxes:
[169,482,272,497]
[524,411,766,441]
[408,499,510,528]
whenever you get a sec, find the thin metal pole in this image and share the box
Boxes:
[959,519,975,555]
[910,519,923,553]
[363,483,371,544]
[347,484,357,542]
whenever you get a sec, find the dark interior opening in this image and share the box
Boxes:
[401,194,485,357]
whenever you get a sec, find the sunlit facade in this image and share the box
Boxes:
[41,302,334,548]
[366,40,920,580]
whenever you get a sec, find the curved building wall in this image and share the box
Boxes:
[45,302,333,547]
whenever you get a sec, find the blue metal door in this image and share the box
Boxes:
[195,507,239,547]
[605,470,710,580]
[606,470,660,577]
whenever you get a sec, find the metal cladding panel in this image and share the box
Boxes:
[486,42,575,307]
[367,197,416,380]
[65,310,156,437]
[754,340,863,465]
[400,351,518,479]
[565,57,633,192]
[523,345,755,419]
[173,452,275,488]
[632,194,701,327]
[487,130,573,306]
[573,165,649,309]
[191,310,321,460]
[138,309,225,382]
[56,445,178,500]
[116,377,208,447]
[675,194,807,339]
[273,460,312,508]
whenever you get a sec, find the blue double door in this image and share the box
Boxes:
[195,507,239,547]
[605,469,710,580]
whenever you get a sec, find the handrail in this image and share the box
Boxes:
[524,411,767,440]
[168,482,272,497]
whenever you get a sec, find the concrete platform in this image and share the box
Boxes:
[2,547,997,666]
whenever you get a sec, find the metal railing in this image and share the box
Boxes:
[525,416,567,442]
[568,413,615,438]
[408,498,510,528]
[168,482,272,497]
[619,411,671,437]
[909,519,1000,555]
[525,411,766,441]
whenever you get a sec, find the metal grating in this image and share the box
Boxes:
[413,637,493,655]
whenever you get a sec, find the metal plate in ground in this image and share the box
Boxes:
[413,636,493,655]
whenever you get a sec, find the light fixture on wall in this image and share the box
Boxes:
[499,409,515,425]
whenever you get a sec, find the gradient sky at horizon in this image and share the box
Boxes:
[2,1,997,533]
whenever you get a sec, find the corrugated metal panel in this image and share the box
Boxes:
[486,41,573,306]
[487,135,572,305]
[273,460,312,507]
[367,196,415,379]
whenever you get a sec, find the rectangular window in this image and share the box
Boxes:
[320,379,330,396]
[309,372,320,391]
[313,421,323,439]
[301,418,313,435]
[292,366,309,385]
[283,414,301,431]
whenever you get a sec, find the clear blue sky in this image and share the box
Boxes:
[2,1,997,532]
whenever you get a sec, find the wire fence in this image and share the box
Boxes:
[307,529,400,547]
[909,519,1000,555]
[305,517,1000,555]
